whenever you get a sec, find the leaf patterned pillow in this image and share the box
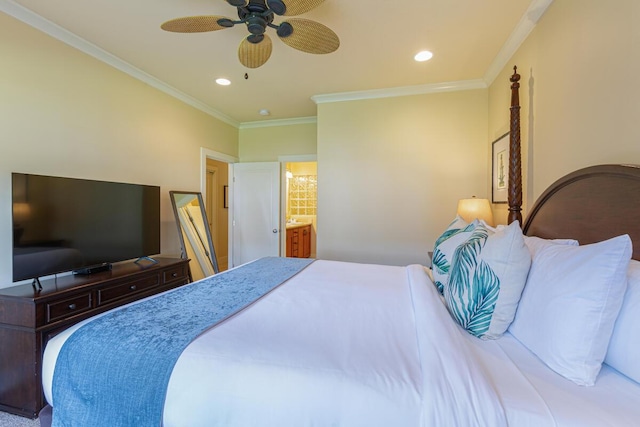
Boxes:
[432,216,477,294]
[443,221,531,339]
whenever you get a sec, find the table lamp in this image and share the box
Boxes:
[457,197,494,227]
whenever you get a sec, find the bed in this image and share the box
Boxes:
[40,69,640,426]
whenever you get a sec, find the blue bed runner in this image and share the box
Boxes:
[51,256,314,427]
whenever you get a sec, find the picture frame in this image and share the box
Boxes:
[492,132,509,203]
[223,185,229,209]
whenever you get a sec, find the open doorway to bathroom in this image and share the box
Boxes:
[284,161,317,258]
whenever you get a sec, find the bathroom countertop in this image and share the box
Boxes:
[285,222,311,230]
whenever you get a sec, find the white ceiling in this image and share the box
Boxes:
[1,0,551,126]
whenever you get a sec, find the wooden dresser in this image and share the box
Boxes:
[0,257,190,418]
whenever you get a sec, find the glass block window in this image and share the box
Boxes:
[289,175,317,215]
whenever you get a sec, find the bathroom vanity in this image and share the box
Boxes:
[285,223,311,258]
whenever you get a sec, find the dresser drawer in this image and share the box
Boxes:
[97,274,160,306]
[46,293,92,323]
[163,264,188,284]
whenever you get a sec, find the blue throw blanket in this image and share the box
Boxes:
[51,256,314,427]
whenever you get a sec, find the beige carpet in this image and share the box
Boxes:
[0,411,39,427]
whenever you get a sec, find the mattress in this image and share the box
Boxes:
[42,259,640,426]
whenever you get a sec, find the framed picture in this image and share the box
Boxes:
[492,132,509,203]
[223,185,229,209]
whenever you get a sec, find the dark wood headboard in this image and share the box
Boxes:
[505,68,639,260]
[522,164,640,260]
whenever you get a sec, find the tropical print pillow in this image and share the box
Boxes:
[443,221,531,339]
[432,216,476,294]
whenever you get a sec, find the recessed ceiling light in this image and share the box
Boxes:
[215,78,231,86]
[259,109,271,116]
[414,50,433,62]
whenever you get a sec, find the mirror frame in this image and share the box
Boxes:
[169,191,219,277]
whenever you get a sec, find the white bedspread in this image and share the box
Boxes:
[43,260,640,426]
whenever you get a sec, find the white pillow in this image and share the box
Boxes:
[509,234,632,386]
[523,235,579,257]
[444,221,531,339]
[605,259,640,383]
[432,216,476,294]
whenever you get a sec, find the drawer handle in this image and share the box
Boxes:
[130,285,137,291]
[68,303,77,310]
[171,272,178,278]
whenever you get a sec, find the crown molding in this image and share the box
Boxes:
[311,79,487,105]
[483,0,554,85]
[0,0,239,128]
[239,116,317,129]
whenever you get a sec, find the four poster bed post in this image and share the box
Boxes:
[508,66,523,225]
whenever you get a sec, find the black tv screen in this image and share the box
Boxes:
[12,173,161,282]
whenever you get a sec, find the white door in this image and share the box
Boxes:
[231,162,280,267]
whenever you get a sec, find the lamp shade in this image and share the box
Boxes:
[12,202,31,223]
[457,197,494,227]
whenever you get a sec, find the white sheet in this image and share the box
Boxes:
[43,260,640,426]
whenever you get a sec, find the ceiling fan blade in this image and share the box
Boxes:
[279,0,326,16]
[161,16,231,33]
[238,34,273,68]
[278,18,339,54]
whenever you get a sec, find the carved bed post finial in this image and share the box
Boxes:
[508,66,523,226]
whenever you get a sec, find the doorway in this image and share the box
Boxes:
[284,161,317,258]
[201,148,237,272]
[205,159,228,271]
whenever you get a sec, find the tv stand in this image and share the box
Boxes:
[0,257,190,418]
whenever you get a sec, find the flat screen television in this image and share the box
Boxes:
[12,173,161,282]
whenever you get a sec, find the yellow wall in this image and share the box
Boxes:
[0,12,238,286]
[488,0,640,223]
[317,90,489,265]
[239,122,317,161]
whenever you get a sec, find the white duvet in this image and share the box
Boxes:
[43,260,640,426]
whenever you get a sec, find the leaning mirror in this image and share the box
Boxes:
[169,191,219,281]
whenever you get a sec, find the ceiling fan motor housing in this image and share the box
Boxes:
[246,15,268,34]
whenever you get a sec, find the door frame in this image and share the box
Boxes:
[278,154,318,256]
[200,150,317,268]
[200,148,238,268]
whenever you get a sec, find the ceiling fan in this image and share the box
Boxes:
[161,0,340,69]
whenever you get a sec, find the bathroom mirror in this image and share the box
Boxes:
[169,191,219,281]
